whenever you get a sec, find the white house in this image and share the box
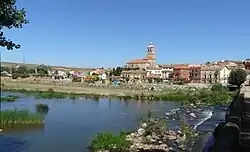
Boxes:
[219,66,231,85]
[146,66,163,79]
[100,73,107,80]
[159,64,174,79]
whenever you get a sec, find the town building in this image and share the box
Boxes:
[121,42,157,81]
[244,60,250,71]
[121,70,147,81]
[218,66,231,85]
[201,65,219,84]
[146,66,163,79]
[173,65,190,81]
[189,64,201,83]
[159,64,174,79]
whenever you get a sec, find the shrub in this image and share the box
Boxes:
[143,118,167,136]
[36,104,49,113]
[48,88,54,92]
[1,95,20,102]
[88,131,130,151]
[19,73,29,78]
[72,77,81,82]
[38,72,46,77]
[179,120,197,150]
[211,84,228,92]
[11,73,19,79]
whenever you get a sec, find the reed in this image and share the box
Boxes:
[1,95,20,102]
[0,110,44,125]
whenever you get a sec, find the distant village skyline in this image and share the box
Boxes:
[1,42,249,69]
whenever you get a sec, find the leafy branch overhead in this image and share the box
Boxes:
[0,0,29,50]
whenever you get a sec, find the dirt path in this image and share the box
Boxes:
[1,81,144,96]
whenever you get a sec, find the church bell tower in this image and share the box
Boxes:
[146,42,156,65]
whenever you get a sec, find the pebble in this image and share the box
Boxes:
[189,112,197,118]
[141,123,147,128]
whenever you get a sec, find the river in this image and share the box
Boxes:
[0,92,228,152]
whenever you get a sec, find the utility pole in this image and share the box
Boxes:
[22,51,25,64]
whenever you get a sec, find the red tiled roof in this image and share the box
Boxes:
[91,69,105,75]
[127,58,150,64]
[145,56,154,60]
[174,65,189,70]
[159,64,174,68]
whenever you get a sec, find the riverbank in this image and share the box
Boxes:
[1,81,236,106]
[88,116,199,152]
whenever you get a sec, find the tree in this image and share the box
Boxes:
[16,65,27,74]
[228,68,248,88]
[214,70,219,83]
[0,0,29,50]
[27,68,35,74]
[37,65,48,75]
[0,67,10,72]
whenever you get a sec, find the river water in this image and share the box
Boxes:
[0,92,228,152]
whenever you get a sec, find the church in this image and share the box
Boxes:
[121,42,161,81]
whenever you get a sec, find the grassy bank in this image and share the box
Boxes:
[0,110,44,125]
[1,95,20,102]
[88,131,130,152]
[1,84,237,106]
[88,117,198,152]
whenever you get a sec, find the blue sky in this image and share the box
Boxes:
[1,0,250,68]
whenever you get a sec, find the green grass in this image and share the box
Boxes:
[1,95,20,102]
[36,103,49,113]
[88,131,130,151]
[3,88,83,100]
[0,110,44,125]
[2,85,237,106]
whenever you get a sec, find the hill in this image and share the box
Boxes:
[0,62,95,72]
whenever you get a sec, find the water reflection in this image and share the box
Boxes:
[2,124,44,133]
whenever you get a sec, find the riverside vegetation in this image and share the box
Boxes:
[36,103,49,113]
[1,95,20,102]
[87,84,238,152]
[2,84,236,106]
[88,110,198,152]
[0,110,44,125]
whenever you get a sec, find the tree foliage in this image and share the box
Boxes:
[109,67,123,76]
[16,65,27,74]
[0,0,29,50]
[0,66,10,72]
[228,68,248,88]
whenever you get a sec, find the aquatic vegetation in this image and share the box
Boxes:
[88,131,130,151]
[34,88,67,99]
[0,110,44,125]
[147,108,152,118]
[36,103,49,113]
[179,120,198,150]
[1,95,20,102]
